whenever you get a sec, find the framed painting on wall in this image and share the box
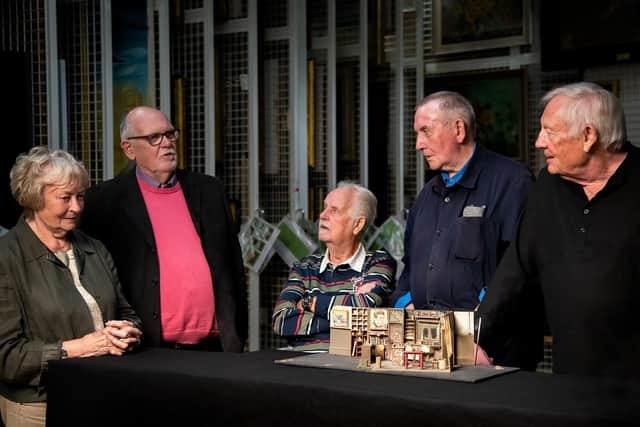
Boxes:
[432,0,531,54]
[112,0,150,175]
[424,69,527,164]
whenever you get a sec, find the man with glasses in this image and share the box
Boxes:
[390,91,533,316]
[80,106,247,352]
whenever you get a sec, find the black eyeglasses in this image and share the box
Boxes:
[126,129,180,146]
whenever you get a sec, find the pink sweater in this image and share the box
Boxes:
[138,178,217,343]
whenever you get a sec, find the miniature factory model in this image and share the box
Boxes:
[329,306,476,372]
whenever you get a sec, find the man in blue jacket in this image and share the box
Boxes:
[390,91,533,311]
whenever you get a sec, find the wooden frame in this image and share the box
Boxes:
[238,214,280,273]
[425,69,528,164]
[432,0,530,54]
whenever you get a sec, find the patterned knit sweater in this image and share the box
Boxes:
[272,249,396,351]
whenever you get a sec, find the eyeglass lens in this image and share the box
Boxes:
[148,130,179,145]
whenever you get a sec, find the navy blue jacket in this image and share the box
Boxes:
[391,145,533,310]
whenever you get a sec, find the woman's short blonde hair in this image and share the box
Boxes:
[10,146,90,216]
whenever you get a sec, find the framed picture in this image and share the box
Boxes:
[432,0,530,54]
[238,214,280,273]
[365,215,405,262]
[273,215,318,267]
[389,309,404,324]
[112,0,150,175]
[330,306,351,329]
[370,309,389,331]
[425,69,527,163]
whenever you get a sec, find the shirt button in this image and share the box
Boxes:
[583,208,590,215]
[578,226,586,233]
[444,197,451,203]
[436,229,441,236]
[152,311,159,319]
[428,263,434,270]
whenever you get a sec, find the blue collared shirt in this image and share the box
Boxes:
[135,166,178,188]
[440,144,477,188]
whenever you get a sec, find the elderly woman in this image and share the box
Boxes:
[0,147,142,427]
[272,181,396,351]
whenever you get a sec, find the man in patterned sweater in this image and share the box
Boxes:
[272,182,396,351]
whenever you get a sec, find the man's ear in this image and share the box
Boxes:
[582,124,599,152]
[353,217,366,236]
[121,140,136,160]
[454,119,467,144]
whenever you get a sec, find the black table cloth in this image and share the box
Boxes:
[45,348,640,427]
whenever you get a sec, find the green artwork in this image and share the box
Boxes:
[366,216,405,261]
[274,216,318,267]
[426,70,526,163]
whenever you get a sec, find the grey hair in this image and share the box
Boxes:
[119,108,136,140]
[541,82,627,152]
[10,146,90,217]
[336,180,377,233]
[416,91,476,141]
[119,106,172,140]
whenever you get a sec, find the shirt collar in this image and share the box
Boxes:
[135,166,177,188]
[319,243,366,273]
[14,216,94,266]
[440,143,477,188]
[563,142,635,200]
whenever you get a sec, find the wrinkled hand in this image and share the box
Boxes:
[63,330,117,358]
[63,321,142,358]
[104,320,143,353]
[355,282,376,295]
[295,297,315,313]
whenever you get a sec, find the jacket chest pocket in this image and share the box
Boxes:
[453,217,487,261]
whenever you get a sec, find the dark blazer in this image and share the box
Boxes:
[80,167,247,352]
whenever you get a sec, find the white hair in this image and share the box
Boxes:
[336,180,377,231]
[541,82,627,152]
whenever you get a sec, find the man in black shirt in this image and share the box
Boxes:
[478,82,640,378]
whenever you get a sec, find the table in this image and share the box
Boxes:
[46,349,640,427]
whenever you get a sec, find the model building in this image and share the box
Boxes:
[329,306,475,372]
